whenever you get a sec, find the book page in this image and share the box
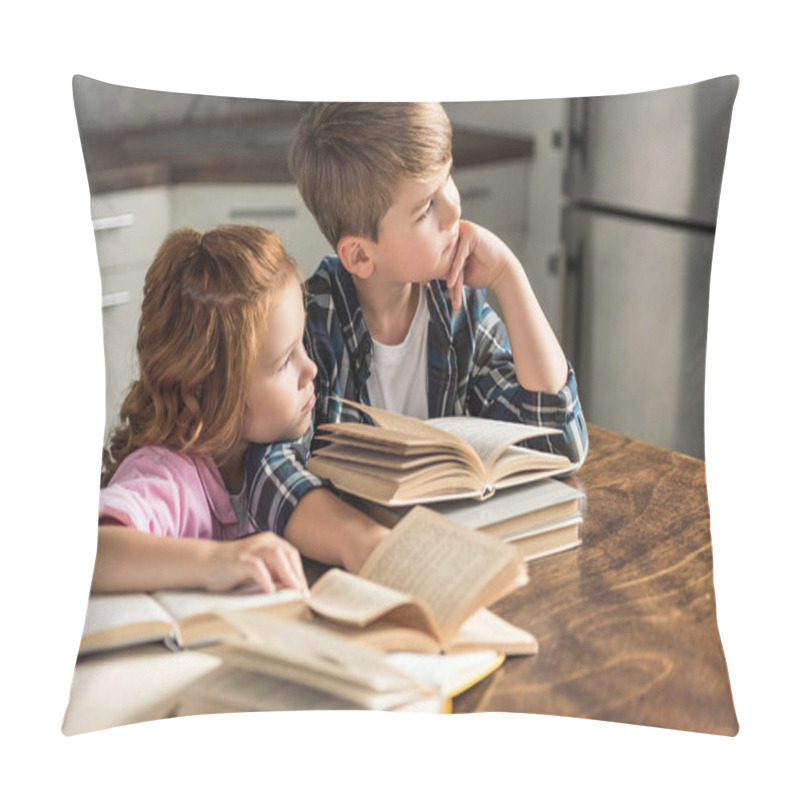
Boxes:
[386,650,505,699]
[336,397,467,446]
[308,455,482,505]
[426,416,560,473]
[447,608,538,655]
[63,647,220,735]
[312,443,457,471]
[359,506,524,641]
[79,594,181,655]
[154,587,301,621]
[308,569,425,626]
[82,592,174,636]
[170,664,362,714]
[215,610,428,699]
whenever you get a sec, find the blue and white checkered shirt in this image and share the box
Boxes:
[246,256,588,536]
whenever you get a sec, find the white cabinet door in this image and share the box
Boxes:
[455,159,528,235]
[454,159,530,317]
[171,183,332,279]
[91,187,171,439]
[100,267,148,436]
[91,187,171,271]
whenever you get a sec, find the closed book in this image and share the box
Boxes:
[349,478,585,562]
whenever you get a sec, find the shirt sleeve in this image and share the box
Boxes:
[466,291,589,469]
[98,455,190,538]
[245,435,328,537]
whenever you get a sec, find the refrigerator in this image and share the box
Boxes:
[561,75,738,459]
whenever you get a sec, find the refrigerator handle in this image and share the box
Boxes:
[567,97,589,171]
[562,234,584,374]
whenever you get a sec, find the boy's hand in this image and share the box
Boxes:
[445,219,568,393]
[204,532,310,597]
[446,220,522,310]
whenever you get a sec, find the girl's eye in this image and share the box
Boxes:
[417,200,433,221]
[279,352,293,372]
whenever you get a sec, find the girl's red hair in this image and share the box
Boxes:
[101,225,301,486]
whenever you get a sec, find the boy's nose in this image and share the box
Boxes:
[442,179,461,227]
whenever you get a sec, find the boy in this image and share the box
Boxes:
[246,102,588,573]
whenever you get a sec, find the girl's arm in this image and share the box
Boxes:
[92,524,309,596]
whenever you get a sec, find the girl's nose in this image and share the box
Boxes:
[300,346,317,384]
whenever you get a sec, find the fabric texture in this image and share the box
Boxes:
[366,283,430,419]
[100,445,254,541]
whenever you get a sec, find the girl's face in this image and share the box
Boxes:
[242,279,317,445]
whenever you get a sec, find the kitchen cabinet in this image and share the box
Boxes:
[91,187,171,439]
[454,158,529,261]
[171,183,331,278]
[454,158,530,319]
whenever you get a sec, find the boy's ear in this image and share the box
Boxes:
[337,235,375,280]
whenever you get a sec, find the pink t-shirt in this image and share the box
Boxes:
[99,445,253,541]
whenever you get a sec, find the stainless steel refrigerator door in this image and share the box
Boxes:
[563,207,714,458]
[565,76,738,225]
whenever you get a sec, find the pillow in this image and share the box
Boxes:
[65,76,738,737]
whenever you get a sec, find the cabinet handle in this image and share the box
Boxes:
[102,291,132,309]
[93,213,136,231]
[459,187,491,203]
[228,207,298,220]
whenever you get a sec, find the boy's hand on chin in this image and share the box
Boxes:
[446,220,521,310]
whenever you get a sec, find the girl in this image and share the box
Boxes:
[94,225,319,596]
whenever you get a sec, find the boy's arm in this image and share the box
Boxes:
[448,220,567,393]
[446,221,588,468]
[245,439,389,573]
[284,489,389,574]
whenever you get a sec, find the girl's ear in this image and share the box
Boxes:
[337,235,375,280]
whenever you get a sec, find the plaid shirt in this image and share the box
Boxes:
[246,256,588,535]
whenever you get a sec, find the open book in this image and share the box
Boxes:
[78,587,301,656]
[79,507,535,659]
[199,612,507,712]
[164,661,443,715]
[165,654,507,717]
[234,505,537,656]
[205,611,440,711]
[307,398,572,505]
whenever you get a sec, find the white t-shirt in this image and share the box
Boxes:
[366,286,429,419]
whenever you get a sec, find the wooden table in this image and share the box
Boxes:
[65,425,737,736]
[447,424,739,735]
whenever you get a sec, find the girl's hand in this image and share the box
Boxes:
[204,532,310,597]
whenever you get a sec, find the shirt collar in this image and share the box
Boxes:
[326,257,372,378]
[195,455,243,529]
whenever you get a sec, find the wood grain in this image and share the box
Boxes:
[305,425,738,734]
[452,425,738,735]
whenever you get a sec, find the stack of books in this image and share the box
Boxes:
[308,398,585,562]
[359,478,584,563]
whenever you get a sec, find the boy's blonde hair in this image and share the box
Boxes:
[101,225,301,486]
[288,103,453,248]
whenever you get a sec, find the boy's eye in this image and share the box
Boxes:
[417,200,434,221]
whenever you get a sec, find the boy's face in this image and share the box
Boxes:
[363,159,462,285]
[243,279,317,445]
